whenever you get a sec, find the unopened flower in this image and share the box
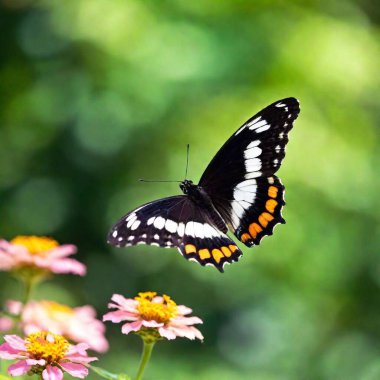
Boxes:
[0,236,86,276]
[103,292,203,342]
[21,301,108,353]
[0,332,97,380]
[0,317,13,332]
[0,300,22,332]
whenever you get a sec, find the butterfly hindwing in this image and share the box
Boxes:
[108,196,241,271]
[178,228,242,272]
[232,176,285,246]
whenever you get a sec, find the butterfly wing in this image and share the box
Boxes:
[108,196,242,272]
[199,97,300,246]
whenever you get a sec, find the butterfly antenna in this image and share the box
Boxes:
[184,144,190,180]
[139,179,182,183]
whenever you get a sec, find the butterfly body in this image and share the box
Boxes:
[108,97,300,272]
[179,180,228,233]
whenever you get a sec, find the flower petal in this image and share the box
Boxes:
[141,320,164,328]
[49,259,86,276]
[43,365,63,380]
[158,327,177,340]
[26,359,46,366]
[4,335,26,351]
[121,320,143,335]
[60,362,88,378]
[8,360,31,376]
[0,317,13,332]
[103,310,138,323]
[0,343,24,359]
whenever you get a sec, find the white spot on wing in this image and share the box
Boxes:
[154,234,159,240]
[249,119,267,131]
[126,216,137,228]
[256,124,270,133]
[231,200,245,227]
[185,222,195,237]
[131,220,141,230]
[245,171,262,179]
[193,222,204,238]
[244,146,262,159]
[247,116,261,127]
[112,231,118,238]
[245,158,262,172]
[153,217,165,229]
[247,140,260,148]
[147,217,155,225]
[165,219,178,233]
[177,223,185,237]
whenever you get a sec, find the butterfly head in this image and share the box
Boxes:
[180,179,195,195]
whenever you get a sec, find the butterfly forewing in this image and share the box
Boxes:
[199,97,300,246]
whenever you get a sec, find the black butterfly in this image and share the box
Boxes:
[108,98,300,272]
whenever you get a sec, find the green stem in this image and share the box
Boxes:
[22,279,34,305]
[134,341,155,380]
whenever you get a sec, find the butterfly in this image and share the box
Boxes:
[108,98,300,272]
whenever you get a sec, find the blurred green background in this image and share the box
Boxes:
[1,0,380,379]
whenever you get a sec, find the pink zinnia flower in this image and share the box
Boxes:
[21,301,108,353]
[0,332,97,380]
[0,236,86,276]
[103,292,203,341]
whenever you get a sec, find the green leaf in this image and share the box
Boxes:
[89,365,131,380]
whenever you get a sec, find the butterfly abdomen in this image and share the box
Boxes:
[182,183,228,234]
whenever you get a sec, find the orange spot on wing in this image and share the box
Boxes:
[212,249,224,264]
[198,248,211,260]
[266,199,278,213]
[241,233,251,243]
[259,214,269,228]
[221,246,232,257]
[185,244,196,254]
[258,212,275,227]
[268,186,278,198]
[229,245,238,253]
[249,223,263,238]
[262,212,274,222]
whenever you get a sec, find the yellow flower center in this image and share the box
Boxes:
[135,292,178,324]
[42,301,74,318]
[11,236,59,256]
[25,332,69,363]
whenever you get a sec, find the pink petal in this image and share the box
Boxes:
[46,245,77,259]
[60,362,88,378]
[171,316,203,325]
[177,305,193,315]
[42,365,63,380]
[4,335,26,351]
[8,360,31,376]
[6,300,23,315]
[66,343,90,356]
[0,343,24,359]
[158,327,177,340]
[26,359,46,366]
[141,320,164,328]
[110,295,138,311]
[0,317,13,332]
[121,320,143,335]
[65,354,97,364]
[103,310,138,323]
[49,258,86,276]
